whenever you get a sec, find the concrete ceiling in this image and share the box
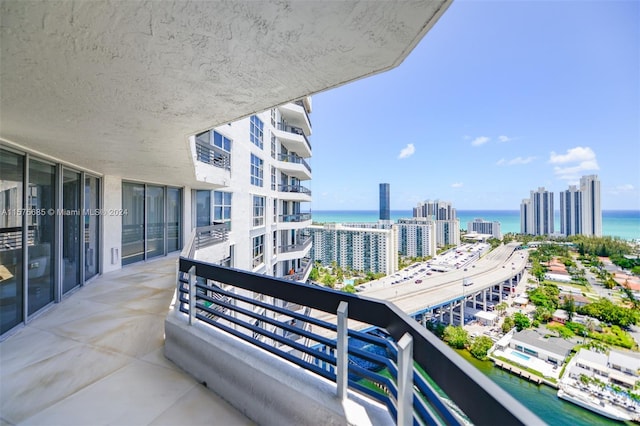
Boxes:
[0,0,451,187]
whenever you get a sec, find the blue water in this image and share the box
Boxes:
[310,209,640,241]
[511,350,531,361]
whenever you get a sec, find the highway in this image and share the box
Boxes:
[359,242,529,315]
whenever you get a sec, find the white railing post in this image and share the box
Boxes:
[336,301,348,400]
[188,265,196,325]
[397,333,414,426]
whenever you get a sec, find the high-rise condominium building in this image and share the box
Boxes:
[467,218,502,240]
[520,187,554,236]
[413,199,456,220]
[580,174,602,236]
[559,185,582,236]
[191,101,313,278]
[396,218,437,258]
[379,183,390,221]
[413,200,460,246]
[309,223,398,275]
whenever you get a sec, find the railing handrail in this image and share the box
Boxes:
[176,256,542,425]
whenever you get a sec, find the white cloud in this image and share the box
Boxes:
[398,143,415,159]
[471,136,490,147]
[496,156,536,166]
[498,135,512,143]
[451,182,463,188]
[549,146,599,180]
[610,184,635,195]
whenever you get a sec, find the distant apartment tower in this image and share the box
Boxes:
[520,187,554,236]
[396,218,437,258]
[413,199,456,220]
[559,185,582,236]
[379,183,390,221]
[467,218,502,240]
[413,200,460,246]
[580,175,602,236]
[309,223,398,275]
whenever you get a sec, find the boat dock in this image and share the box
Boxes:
[493,359,543,385]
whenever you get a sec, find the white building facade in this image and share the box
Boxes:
[520,188,554,236]
[467,218,502,240]
[396,218,437,258]
[309,224,398,275]
[579,175,602,237]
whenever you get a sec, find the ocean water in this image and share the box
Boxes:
[310,210,640,241]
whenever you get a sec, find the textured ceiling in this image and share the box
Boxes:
[0,0,451,186]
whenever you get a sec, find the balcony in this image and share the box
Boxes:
[281,257,313,283]
[275,153,312,181]
[191,139,231,187]
[278,102,312,136]
[278,183,312,202]
[189,223,230,265]
[273,122,312,158]
[167,253,543,425]
[278,213,312,230]
[277,235,312,261]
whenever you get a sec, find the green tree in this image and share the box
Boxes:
[443,325,469,349]
[322,274,336,288]
[308,267,319,281]
[502,316,515,333]
[563,296,576,322]
[495,302,508,317]
[470,336,494,360]
[513,312,531,331]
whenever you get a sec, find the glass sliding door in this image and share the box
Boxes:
[62,169,81,293]
[0,149,24,333]
[195,190,211,227]
[146,185,164,259]
[122,182,145,265]
[27,159,55,315]
[167,188,180,253]
[84,175,99,280]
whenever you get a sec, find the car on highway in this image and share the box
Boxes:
[415,279,423,284]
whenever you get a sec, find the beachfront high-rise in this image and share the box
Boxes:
[580,174,602,236]
[520,187,554,236]
[379,183,390,221]
[467,218,502,240]
[309,223,398,275]
[396,218,437,258]
[413,199,460,246]
[560,185,582,236]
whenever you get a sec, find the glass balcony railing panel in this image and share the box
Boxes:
[277,153,312,174]
[278,213,312,223]
[195,223,229,250]
[276,122,312,151]
[278,235,311,254]
[278,184,311,196]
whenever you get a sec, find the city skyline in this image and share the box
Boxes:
[309,1,639,211]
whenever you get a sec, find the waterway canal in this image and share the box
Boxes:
[454,350,633,425]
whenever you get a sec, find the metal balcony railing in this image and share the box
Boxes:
[278,184,311,196]
[278,213,312,223]
[276,122,312,151]
[277,153,312,173]
[195,140,231,170]
[294,99,312,130]
[195,223,229,251]
[278,235,312,254]
[175,256,542,426]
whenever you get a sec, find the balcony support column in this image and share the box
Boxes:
[336,301,348,401]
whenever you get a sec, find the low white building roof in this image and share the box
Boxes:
[475,311,497,321]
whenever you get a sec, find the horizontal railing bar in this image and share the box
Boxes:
[413,370,460,425]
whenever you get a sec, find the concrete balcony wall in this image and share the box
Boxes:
[164,309,393,426]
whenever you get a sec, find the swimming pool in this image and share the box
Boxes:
[511,350,531,361]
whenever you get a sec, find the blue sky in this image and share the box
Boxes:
[309,1,639,211]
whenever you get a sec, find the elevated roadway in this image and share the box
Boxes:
[361,242,528,317]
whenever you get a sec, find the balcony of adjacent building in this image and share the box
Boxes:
[191,131,232,188]
[272,122,312,158]
[277,233,312,262]
[278,183,312,202]
[277,99,312,136]
[274,152,312,181]
[277,212,312,231]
